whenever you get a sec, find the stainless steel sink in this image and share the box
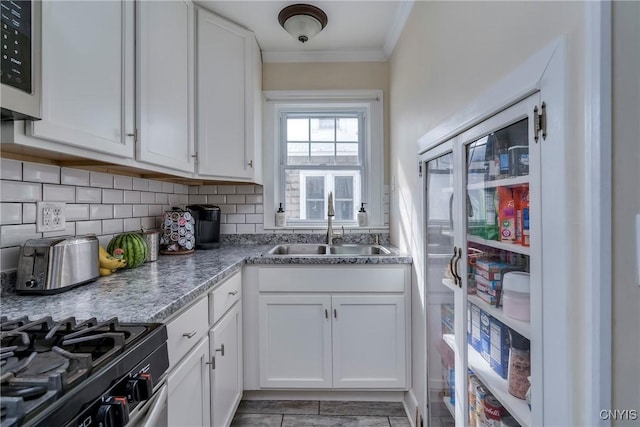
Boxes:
[265,244,393,256]
[328,245,391,255]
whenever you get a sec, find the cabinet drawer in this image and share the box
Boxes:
[258,266,406,293]
[209,272,241,326]
[166,298,208,369]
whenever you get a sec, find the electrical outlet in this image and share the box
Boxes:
[37,202,66,232]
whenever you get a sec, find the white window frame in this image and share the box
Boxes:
[262,90,384,229]
[298,170,362,221]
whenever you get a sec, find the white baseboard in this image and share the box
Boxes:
[242,390,405,402]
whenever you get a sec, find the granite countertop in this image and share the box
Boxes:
[1,244,412,323]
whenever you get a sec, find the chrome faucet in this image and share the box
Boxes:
[326,191,342,245]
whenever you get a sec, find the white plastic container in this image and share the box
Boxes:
[502,271,530,321]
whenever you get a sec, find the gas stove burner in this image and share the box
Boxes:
[0,316,167,427]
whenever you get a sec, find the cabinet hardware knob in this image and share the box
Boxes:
[248,160,253,168]
[333,309,337,319]
[228,291,238,296]
[182,331,197,338]
[215,344,225,356]
[325,309,328,319]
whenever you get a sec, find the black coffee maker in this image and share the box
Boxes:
[186,204,221,249]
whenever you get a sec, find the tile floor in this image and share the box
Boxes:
[231,400,412,427]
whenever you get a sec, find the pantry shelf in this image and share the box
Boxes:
[467,294,531,339]
[442,278,459,292]
[442,396,455,419]
[467,175,529,190]
[467,235,531,256]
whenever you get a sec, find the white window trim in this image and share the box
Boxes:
[262,90,384,229]
[297,170,361,223]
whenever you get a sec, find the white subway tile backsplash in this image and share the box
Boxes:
[76,220,102,235]
[207,195,226,204]
[123,217,141,232]
[1,246,20,271]
[140,192,155,204]
[148,180,162,192]
[189,195,207,204]
[1,181,41,202]
[140,217,156,230]
[22,204,36,223]
[1,224,40,248]
[161,182,174,193]
[148,205,162,216]
[200,185,217,195]
[123,191,141,204]
[132,205,149,217]
[43,222,75,238]
[43,184,75,202]
[23,162,59,184]
[254,186,263,195]
[1,203,21,224]
[76,187,102,203]
[237,204,255,214]
[90,204,113,220]
[255,204,264,214]
[61,168,90,186]
[246,195,263,204]
[168,194,186,207]
[113,204,133,219]
[90,172,113,188]
[155,193,168,204]
[188,185,199,195]
[98,235,113,248]
[236,224,255,233]
[114,175,133,190]
[1,159,21,180]
[226,214,245,224]
[102,189,123,204]
[245,213,263,224]
[255,224,264,233]
[220,205,236,214]
[217,185,236,195]
[236,185,255,194]
[174,184,188,194]
[66,204,90,221]
[132,178,149,191]
[220,224,236,234]
[102,219,123,235]
[227,195,245,204]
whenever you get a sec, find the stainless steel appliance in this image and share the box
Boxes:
[186,204,221,249]
[0,0,41,121]
[16,235,99,294]
[0,316,169,427]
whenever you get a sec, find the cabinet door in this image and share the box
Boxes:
[137,0,195,172]
[210,304,242,427]
[332,295,407,388]
[166,337,211,427]
[196,8,254,180]
[258,295,332,388]
[29,0,134,157]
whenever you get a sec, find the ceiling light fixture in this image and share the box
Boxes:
[278,4,328,43]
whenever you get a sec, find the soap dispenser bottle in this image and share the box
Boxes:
[357,203,368,227]
[275,203,286,227]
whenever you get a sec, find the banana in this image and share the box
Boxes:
[99,268,114,276]
[99,246,127,270]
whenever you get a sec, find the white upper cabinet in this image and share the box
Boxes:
[137,0,195,173]
[195,8,262,183]
[28,0,134,158]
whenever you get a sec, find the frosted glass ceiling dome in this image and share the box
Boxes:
[278,4,328,43]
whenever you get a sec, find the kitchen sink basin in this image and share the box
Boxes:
[266,244,393,256]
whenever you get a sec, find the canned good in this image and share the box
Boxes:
[468,375,480,427]
[484,395,504,426]
[475,385,488,424]
[508,146,529,176]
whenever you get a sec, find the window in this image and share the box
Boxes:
[282,113,364,224]
[263,90,384,228]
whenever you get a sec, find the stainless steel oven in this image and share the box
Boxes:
[1,0,41,121]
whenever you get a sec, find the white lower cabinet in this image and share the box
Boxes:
[166,337,211,427]
[253,265,410,390]
[209,303,243,427]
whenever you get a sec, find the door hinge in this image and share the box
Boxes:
[127,128,138,143]
[191,152,198,164]
[534,102,547,143]
[418,161,423,178]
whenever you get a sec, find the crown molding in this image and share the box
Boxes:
[383,0,414,58]
[262,49,387,63]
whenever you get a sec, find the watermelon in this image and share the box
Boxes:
[107,233,148,269]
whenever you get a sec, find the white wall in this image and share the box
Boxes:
[389,1,587,424]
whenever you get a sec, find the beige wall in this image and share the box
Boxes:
[263,61,390,181]
[389,0,587,424]
[612,0,640,421]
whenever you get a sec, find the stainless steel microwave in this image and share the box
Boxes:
[0,0,40,121]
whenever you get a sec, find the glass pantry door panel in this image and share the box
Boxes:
[464,118,532,427]
[424,151,456,427]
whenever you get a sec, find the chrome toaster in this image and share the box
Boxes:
[16,235,100,294]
